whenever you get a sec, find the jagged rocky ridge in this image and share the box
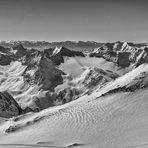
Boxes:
[89,41,148,68]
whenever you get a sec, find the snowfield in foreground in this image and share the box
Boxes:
[0,63,148,148]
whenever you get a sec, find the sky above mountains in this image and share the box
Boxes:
[0,0,148,42]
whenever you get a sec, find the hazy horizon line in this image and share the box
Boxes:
[0,40,148,44]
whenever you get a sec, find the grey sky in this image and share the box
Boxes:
[0,0,147,42]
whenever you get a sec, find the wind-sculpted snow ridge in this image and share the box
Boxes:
[89,41,148,68]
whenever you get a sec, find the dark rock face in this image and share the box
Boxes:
[0,91,22,118]
[0,45,13,65]
[0,54,12,65]
[117,52,131,68]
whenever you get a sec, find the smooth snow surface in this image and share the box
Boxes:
[0,64,148,147]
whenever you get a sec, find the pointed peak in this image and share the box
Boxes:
[14,44,24,48]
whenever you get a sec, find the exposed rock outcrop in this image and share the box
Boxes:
[0,54,12,66]
[116,52,131,68]
[0,91,22,118]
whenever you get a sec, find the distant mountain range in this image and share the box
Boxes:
[0,40,104,52]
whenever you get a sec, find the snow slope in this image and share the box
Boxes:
[0,63,148,147]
